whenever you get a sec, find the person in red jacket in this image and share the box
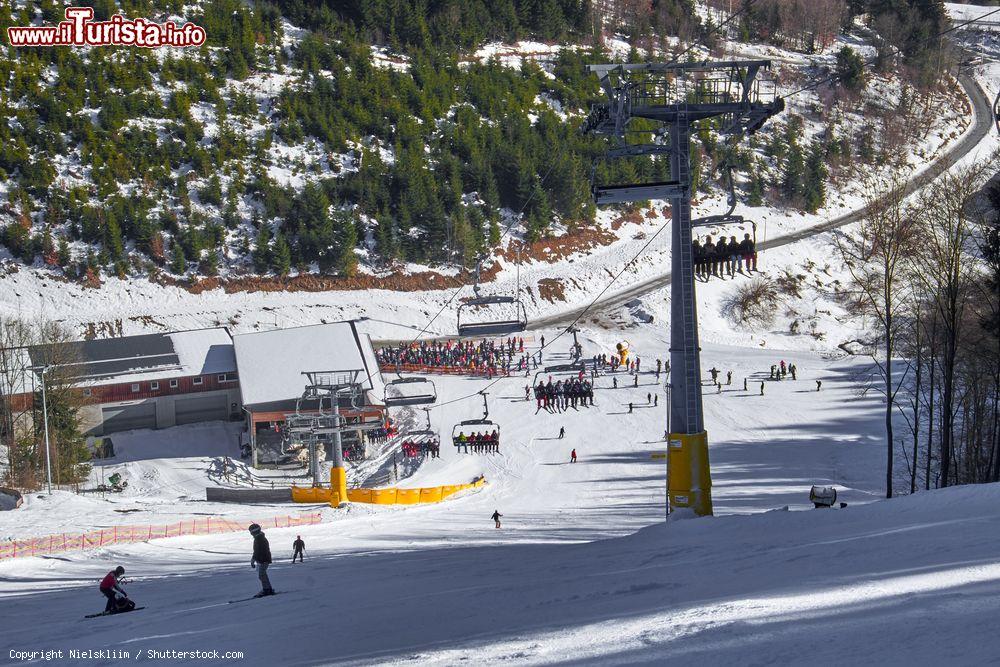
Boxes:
[99,566,127,613]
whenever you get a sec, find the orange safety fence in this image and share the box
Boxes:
[377,363,510,378]
[0,513,322,561]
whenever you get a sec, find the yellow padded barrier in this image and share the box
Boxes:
[395,489,421,505]
[293,477,487,506]
[347,488,373,503]
[419,487,443,503]
[371,488,398,504]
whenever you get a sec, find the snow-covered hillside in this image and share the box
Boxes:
[1,333,998,663]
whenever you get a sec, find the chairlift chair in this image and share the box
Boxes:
[450,391,500,447]
[383,376,437,407]
[451,419,500,447]
[456,294,528,337]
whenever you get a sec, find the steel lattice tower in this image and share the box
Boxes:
[583,60,782,516]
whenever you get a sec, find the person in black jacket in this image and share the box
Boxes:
[248,523,275,597]
[292,535,305,563]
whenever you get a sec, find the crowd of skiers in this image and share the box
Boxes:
[401,437,440,458]
[377,338,525,376]
[453,430,500,453]
[693,233,757,280]
[366,425,396,445]
[533,376,595,411]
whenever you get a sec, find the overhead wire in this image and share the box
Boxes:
[406,161,558,345]
[668,0,757,65]
[781,5,1000,101]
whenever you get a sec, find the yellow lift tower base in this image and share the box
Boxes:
[667,431,713,517]
[330,465,348,507]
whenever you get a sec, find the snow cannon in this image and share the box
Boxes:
[809,485,837,508]
[616,341,630,365]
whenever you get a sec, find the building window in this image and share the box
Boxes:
[83,388,92,397]
[150,381,159,391]
[131,384,140,393]
[218,372,237,383]
[169,379,178,389]
[193,376,203,386]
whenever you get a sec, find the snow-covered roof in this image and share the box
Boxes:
[232,322,385,410]
[25,327,235,389]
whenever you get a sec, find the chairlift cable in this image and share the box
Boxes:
[668,0,758,66]
[406,161,558,344]
[781,5,1000,101]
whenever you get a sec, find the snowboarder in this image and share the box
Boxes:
[491,510,503,529]
[570,449,577,463]
[249,523,275,597]
[816,380,822,392]
[292,535,305,563]
[99,566,128,614]
[558,426,565,440]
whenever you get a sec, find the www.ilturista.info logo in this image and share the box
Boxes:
[6,7,206,48]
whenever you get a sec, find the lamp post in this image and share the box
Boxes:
[38,364,53,494]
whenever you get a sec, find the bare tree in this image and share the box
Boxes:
[836,170,919,498]
[910,150,1000,487]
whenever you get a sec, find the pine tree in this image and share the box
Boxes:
[803,141,828,213]
[170,242,187,275]
[781,142,805,203]
[253,223,272,273]
[272,232,292,276]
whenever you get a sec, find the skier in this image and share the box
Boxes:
[647,392,651,404]
[559,426,565,440]
[628,402,633,414]
[654,394,658,406]
[248,523,275,597]
[770,365,776,380]
[570,449,577,463]
[743,377,748,392]
[633,374,638,388]
[491,510,503,529]
[780,360,787,377]
[760,382,765,396]
[726,370,732,386]
[717,382,722,394]
[99,566,128,614]
[613,377,618,389]
[709,367,720,384]
[292,535,305,563]
[790,365,797,381]
[816,380,822,392]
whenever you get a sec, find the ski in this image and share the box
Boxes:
[84,607,145,619]
[228,592,281,604]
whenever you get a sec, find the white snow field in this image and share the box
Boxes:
[3,327,999,665]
